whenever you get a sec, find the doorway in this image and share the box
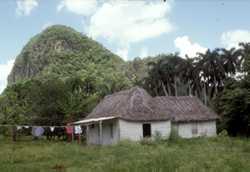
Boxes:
[143,123,151,138]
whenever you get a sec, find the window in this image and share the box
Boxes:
[143,123,151,138]
[90,124,95,129]
[192,123,198,135]
[110,123,113,138]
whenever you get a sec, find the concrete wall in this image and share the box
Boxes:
[173,120,217,138]
[87,123,99,144]
[86,119,216,145]
[119,119,171,141]
[87,119,120,145]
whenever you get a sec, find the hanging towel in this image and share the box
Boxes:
[32,127,45,137]
[17,126,23,130]
[74,125,82,134]
[50,127,55,132]
[66,126,73,134]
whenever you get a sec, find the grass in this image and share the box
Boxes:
[0,136,250,172]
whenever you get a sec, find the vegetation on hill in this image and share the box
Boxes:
[0,25,132,125]
[8,25,125,84]
[0,137,250,172]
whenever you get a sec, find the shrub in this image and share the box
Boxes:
[0,126,11,137]
[169,126,180,141]
[218,129,229,137]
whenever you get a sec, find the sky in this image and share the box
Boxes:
[0,0,250,93]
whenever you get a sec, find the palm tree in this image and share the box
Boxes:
[158,58,175,96]
[177,57,195,96]
[144,61,168,96]
[239,42,250,73]
[220,48,241,77]
[161,54,187,96]
[197,49,226,101]
[144,54,183,96]
[145,54,199,97]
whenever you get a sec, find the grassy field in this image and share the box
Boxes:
[0,136,250,172]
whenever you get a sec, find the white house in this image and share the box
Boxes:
[74,87,218,145]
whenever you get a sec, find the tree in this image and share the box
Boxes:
[214,79,250,136]
[196,49,226,101]
[143,54,191,97]
[213,43,250,136]
[220,48,241,77]
[143,47,241,105]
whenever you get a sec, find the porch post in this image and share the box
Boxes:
[99,121,103,145]
[86,124,89,145]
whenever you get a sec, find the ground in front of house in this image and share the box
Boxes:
[0,137,250,172]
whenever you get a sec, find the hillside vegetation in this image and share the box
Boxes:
[1,137,250,172]
[0,25,135,125]
[8,25,125,84]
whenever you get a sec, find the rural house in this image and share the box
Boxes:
[74,87,218,145]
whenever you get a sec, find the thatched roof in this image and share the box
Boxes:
[153,96,218,122]
[85,87,218,122]
[86,87,170,121]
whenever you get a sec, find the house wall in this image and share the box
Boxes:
[119,119,171,141]
[173,120,217,138]
[87,119,120,145]
[87,119,216,144]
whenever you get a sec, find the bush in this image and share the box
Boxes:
[218,130,229,137]
[169,126,180,141]
[0,126,11,137]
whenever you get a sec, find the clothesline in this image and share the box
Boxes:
[0,124,83,143]
[0,124,83,135]
[0,124,81,128]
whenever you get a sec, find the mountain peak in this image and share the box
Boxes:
[8,25,124,85]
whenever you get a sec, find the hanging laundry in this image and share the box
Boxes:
[17,126,23,130]
[74,125,82,134]
[66,126,74,142]
[66,126,73,134]
[50,127,55,132]
[31,127,45,137]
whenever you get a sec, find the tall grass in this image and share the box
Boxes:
[0,136,250,172]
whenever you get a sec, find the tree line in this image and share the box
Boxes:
[142,44,245,104]
[0,71,131,126]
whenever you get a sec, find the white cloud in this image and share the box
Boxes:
[57,0,97,16]
[87,0,173,60]
[221,30,250,49]
[139,47,149,58]
[16,0,38,16]
[116,47,129,61]
[0,59,15,93]
[174,36,207,58]
[88,1,172,45]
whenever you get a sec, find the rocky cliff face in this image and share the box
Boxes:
[8,25,124,85]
